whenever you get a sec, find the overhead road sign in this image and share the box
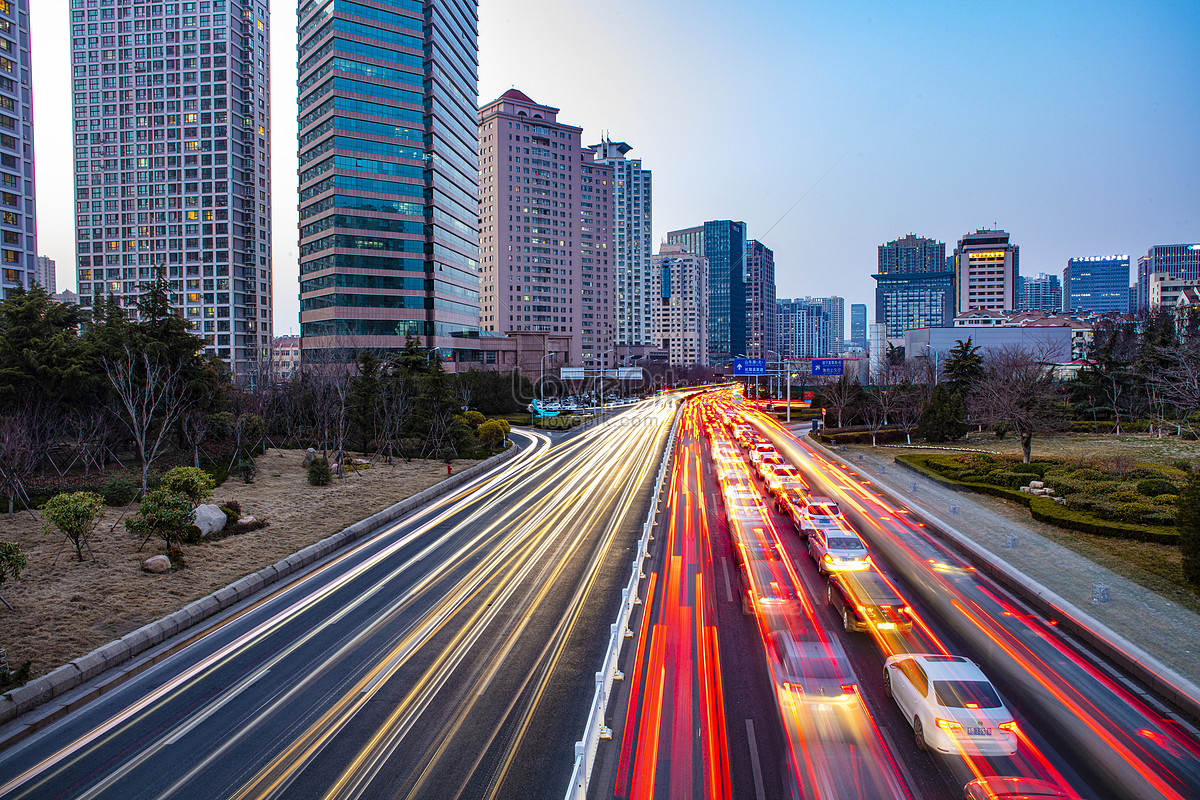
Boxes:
[811,358,844,377]
[560,367,586,380]
[732,358,766,376]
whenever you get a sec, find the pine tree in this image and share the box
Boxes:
[918,384,968,443]
[942,337,984,396]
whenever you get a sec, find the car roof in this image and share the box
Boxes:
[834,572,900,603]
[908,653,987,681]
[808,496,837,505]
[965,776,1070,798]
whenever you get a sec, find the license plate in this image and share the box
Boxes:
[967,726,991,736]
[875,622,895,630]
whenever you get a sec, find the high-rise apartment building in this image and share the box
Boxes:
[1018,272,1062,312]
[477,89,612,367]
[667,220,746,366]
[745,239,776,359]
[813,295,844,354]
[1134,244,1200,312]
[953,229,1018,314]
[0,0,35,301]
[849,303,867,350]
[777,297,828,359]
[71,0,271,373]
[298,0,479,365]
[591,137,650,349]
[651,243,707,366]
[1062,256,1129,314]
[33,256,55,294]
[873,234,953,337]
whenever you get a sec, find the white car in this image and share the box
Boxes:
[807,528,871,575]
[884,654,1019,756]
[796,496,844,539]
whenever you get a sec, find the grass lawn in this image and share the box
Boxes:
[872,430,1200,465]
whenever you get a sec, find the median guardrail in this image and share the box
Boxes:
[563,400,683,800]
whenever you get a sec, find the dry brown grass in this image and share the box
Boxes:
[0,449,476,680]
[866,431,1200,465]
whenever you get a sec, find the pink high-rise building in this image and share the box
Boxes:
[478,90,613,367]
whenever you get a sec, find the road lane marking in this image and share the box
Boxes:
[745,719,766,800]
[720,557,733,603]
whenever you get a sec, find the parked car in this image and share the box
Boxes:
[795,496,845,539]
[962,776,1074,800]
[808,528,871,575]
[884,654,1019,756]
[827,571,912,633]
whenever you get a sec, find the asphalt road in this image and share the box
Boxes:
[0,396,679,800]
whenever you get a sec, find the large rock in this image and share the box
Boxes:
[142,555,171,573]
[1029,480,1045,490]
[194,503,228,537]
[302,447,317,468]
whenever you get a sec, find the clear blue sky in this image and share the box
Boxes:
[31,0,1200,332]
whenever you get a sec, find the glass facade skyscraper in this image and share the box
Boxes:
[873,234,953,337]
[744,239,776,359]
[1063,255,1130,314]
[667,220,746,366]
[70,0,272,375]
[298,0,480,364]
[0,0,35,301]
[850,303,866,349]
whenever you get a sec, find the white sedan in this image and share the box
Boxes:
[884,653,1019,756]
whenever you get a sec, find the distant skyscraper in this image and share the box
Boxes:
[953,229,1019,314]
[873,234,953,337]
[591,138,651,348]
[1135,244,1200,312]
[778,298,828,359]
[667,220,747,366]
[299,0,480,366]
[744,239,776,359]
[0,0,35,300]
[817,296,845,353]
[850,303,867,349]
[1062,256,1130,314]
[71,0,271,373]
[1018,272,1062,312]
[651,243,707,366]
[477,89,612,367]
[33,256,55,295]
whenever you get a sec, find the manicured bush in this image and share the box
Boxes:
[1109,489,1142,504]
[1137,478,1178,498]
[126,488,195,549]
[179,524,203,544]
[41,491,106,562]
[464,410,486,428]
[1178,469,1200,583]
[1154,494,1179,506]
[477,419,505,449]
[1120,501,1153,524]
[1009,462,1046,478]
[160,466,215,506]
[100,476,140,506]
[307,458,332,486]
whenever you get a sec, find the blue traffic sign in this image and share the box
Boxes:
[732,358,766,376]
[811,358,844,377]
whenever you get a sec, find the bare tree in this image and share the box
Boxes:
[819,373,862,429]
[1146,342,1200,438]
[972,345,1067,463]
[180,409,210,469]
[863,388,889,446]
[0,416,39,518]
[104,348,191,493]
[377,375,414,464]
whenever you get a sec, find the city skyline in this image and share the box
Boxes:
[25,0,1200,333]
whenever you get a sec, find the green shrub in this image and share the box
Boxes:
[1029,497,1179,544]
[1109,489,1142,504]
[160,466,215,506]
[307,458,332,486]
[1119,501,1153,524]
[236,459,258,484]
[165,545,185,569]
[218,506,240,527]
[1154,494,1179,506]
[179,524,203,544]
[477,419,505,449]
[1127,467,1157,480]
[464,410,486,428]
[223,499,242,514]
[1072,468,1106,481]
[100,476,140,506]
[1009,462,1046,478]
[41,491,106,562]
[126,488,194,549]
[1137,478,1177,497]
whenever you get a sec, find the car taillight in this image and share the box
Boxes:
[864,555,872,565]
[935,718,962,731]
[998,720,1018,732]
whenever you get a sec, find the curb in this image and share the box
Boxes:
[0,443,522,728]
[813,437,1200,724]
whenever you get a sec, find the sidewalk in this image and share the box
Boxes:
[806,432,1200,698]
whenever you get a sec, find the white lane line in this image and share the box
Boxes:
[745,718,767,800]
[721,557,734,603]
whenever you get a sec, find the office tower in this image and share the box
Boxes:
[777,297,828,359]
[651,243,707,366]
[70,0,272,374]
[299,0,480,365]
[591,137,651,349]
[667,220,746,366]
[478,90,611,367]
[818,295,845,353]
[1018,272,1062,312]
[0,0,35,300]
[33,256,55,294]
[1134,244,1200,312]
[744,239,776,359]
[873,234,954,337]
[1061,256,1129,314]
[849,303,867,349]
[952,229,1019,314]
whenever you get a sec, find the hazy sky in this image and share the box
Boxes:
[30,1,1200,334]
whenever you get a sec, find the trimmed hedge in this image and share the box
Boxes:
[818,429,909,445]
[897,455,1180,545]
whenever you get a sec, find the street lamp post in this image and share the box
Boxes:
[924,343,938,386]
[598,349,614,419]
[540,351,556,426]
[766,349,781,401]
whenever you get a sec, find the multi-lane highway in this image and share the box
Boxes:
[593,391,1200,800]
[0,396,680,800]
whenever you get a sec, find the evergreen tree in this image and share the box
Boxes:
[918,384,968,442]
[0,285,87,412]
[1178,467,1200,585]
[942,337,984,396]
